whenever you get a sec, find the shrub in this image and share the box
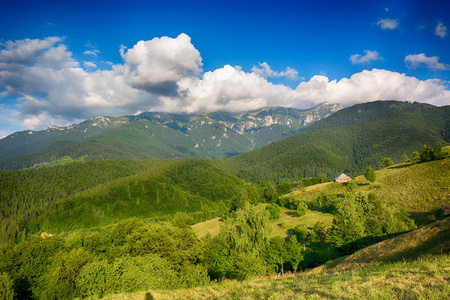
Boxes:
[266,203,281,220]
[77,254,184,297]
[297,201,308,216]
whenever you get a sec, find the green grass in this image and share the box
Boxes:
[315,217,450,273]
[271,208,333,238]
[191,206,334,240]
[191,217,221,239]
[33,155,88,168]
[370,159,450,222]
[98,253,450,300]
[286,157,450,225]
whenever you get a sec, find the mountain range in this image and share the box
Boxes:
[215,100,449,183]
[0,103,341,170]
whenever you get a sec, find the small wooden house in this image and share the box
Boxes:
[334,173,352,183]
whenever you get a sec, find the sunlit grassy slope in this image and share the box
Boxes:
[192,156,449,239]
[288,156,450,225]
[100,252,449,300]
[191,207,334,240]
[313,216,450,273]
[100,216,450,300]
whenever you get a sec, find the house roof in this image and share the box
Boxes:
[334,173,352,181]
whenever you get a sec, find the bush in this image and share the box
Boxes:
[297,201,308,216]
[275,182,292,196]
[77,254,204,297]
[39,248,97,299]
[266,203,281,220]
[276,196,299,210]
[77,254,186,297]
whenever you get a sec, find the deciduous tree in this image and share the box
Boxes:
[364,166,376,183]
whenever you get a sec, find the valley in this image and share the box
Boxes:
[0,100,449,299]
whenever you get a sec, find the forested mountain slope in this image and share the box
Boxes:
[214,101,449,183]
[0,159,247,243]
[0,103,341,170]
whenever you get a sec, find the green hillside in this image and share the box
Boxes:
[100,217,450,300]
[112,253,449,300]
[192,156,450,253]
[287,156,450,225]
[0,116,129,161]
[214,101,449,183]
[0,120,207,170]
[321,217,450,273]
[0,159,247,242]
[1,155,448,300]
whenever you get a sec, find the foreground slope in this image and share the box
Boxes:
[320,217,450,273]
[103,222,450,300]
[215,101,449,183]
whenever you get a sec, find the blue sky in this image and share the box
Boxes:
[0,0,449,138]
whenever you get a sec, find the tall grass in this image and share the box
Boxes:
[98,253,450,300]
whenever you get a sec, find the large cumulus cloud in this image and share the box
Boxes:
[121,33,202,96]
[0,34,449,133]
[294,70,450,107]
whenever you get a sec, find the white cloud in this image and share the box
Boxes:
[377,18,399,30]
[0,36,63,64]
[121,33,202,95]
[349,50,382,64]
[294,69,450,107]
[435,21,448,38]
[251,62,299,80]
[84,61,97,68]
[173,65,297,113]
[84,49,100,56]
[0,35,449,133]
[84,41,101,57]
[405,53,450,70]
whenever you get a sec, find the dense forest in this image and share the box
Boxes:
[214,102,449,183]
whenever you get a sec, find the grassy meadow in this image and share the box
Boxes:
[98,253,450,300]
[286,156,450,225]
[191,207,334,239]
[192,156,450,241]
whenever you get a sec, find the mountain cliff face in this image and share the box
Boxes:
[0,103,342,169]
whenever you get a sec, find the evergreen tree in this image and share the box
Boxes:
[420,145,433,162]
[433,141,442,160]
